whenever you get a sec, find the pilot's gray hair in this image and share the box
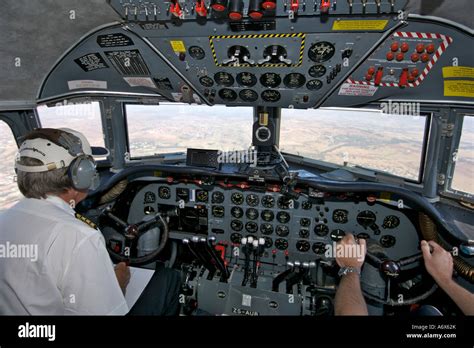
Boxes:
[16,157,74,199]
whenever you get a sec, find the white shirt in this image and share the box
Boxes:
[0,196,129,315]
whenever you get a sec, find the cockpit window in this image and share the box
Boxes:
[0,121,21,211]
[125,103,253,158]
[450,115,474,195]
[280,108,428,182]
[37,101,105,148]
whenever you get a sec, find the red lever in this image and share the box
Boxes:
[374,67,384,86]
[399,68,409,87]
[195,0,207,16]
[290,0,299,12]
[170,2,183,17]
[320,0,331,13]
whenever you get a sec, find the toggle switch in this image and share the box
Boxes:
[398,68,409,87]
[374,67,384,86]
[195,0,207,16]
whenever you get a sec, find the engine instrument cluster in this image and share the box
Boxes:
[127,181,420,266]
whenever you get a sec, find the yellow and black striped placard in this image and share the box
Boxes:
[209,33,306,68]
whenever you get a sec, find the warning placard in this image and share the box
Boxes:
[338,83,378,97]
[442,66,474,79]
[332,20,388,31]
[170,40,186,53]
[444,80,474,98]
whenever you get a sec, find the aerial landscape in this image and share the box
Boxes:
[0,104,471,211]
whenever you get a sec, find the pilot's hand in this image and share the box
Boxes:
[335,233,366,270]
[421,240,453,285]
[115,262,131,293]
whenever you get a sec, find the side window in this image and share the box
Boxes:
[36,101,105,148]
[0,121,22,211]
[450,115,474,195]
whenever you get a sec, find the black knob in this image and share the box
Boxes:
[380,260,401,278]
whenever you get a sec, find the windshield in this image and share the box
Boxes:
[280,108,428,181]
[126,104,253,158]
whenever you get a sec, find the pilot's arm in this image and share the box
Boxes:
[421,240,474,315]
[334,234,368,315]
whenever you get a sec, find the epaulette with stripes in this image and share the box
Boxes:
[75,213,98,230]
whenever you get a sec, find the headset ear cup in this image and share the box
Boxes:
[68,156,97,191]
[67,158,79,190]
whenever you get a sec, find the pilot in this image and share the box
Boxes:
[334,234,474,315]
[0,128,180,315]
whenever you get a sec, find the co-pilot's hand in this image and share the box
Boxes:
[421,240,453,285]
[335,233,366,270]
[115,262,131,293]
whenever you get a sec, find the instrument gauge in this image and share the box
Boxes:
[261,89,281,102]
[296,240,311,252]
[231,219,243,231]
[330,229,346,241]
[308,64,326,77]
[299,229,310,238]
[332,209,349,224]
[158,186,171,199]
[230,233,243,243]
[277,196,293,209]
[218,88,237,101]
[261,223,274,235]
[236,72,257,87]
[301,200,312,210]
[306,79,323,90]
[188,46,205,60]
[357,210,377,227]
[300,218,311,227]
[275,238,289,250]
[261,195,275,208]
[231,192,244,205]
[380,235,396,248]
[199,76,214,87]
[231,206,244,218]
[196,190,209,202]
[308,41,336,63]
[283,73,306,89]
[211,191,225,204]
[245,221,258,233]
[276,211,291,223]
[144,206,155,215]
[382,215,400,229]
[246,193,259,207]
[246,208,258,220]
[212,206,225,218]
[276,225,290,237]
[357,233,370,240]
[264,237,273,248]
[260,72,281,88]
[312,242,326,254]
[144,191,156,204]
[314,223,329,237]
[239,89,258,102]
[214,72,234,86]
[261,210,274,222]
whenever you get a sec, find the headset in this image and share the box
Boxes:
[15,128,100,191]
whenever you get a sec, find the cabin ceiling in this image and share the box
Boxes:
[0,0,471,106]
